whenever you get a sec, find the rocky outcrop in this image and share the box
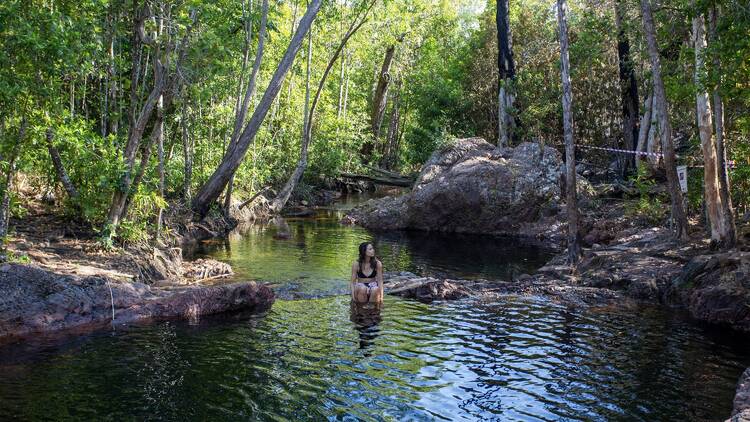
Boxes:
[0,263,273,344]
[729,368,750,422]
[668,251,750,332]
[346,138,580,248]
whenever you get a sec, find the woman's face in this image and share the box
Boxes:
[366,244,375,257]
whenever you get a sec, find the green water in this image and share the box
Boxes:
[0,195,748,421]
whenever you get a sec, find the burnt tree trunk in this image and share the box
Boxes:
[615,0,639,176]
[497,0,516,147]
[557,0,581,265]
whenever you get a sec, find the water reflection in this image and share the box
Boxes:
[350,301,383,355]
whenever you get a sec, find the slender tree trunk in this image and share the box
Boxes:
[557,0,580,266]
[225,0,269,212]
[343,51,351,120]
[192,0,323,218]
[646,92,661,167]
[105,7,195,235]
[182,100,193,202]
[497,0,516,147]
[366,39,399,160]
[614,0,639,176]
[636,91,653,169]
[269,1,375,213]
[382,81,401,170]
[693,8,734,248]
[0,119,26,260]
[708,5,736,247]
[641,0,688,239]
[46,128,79,202]
[155,94,165,239]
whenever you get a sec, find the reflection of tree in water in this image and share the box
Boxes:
[350,301,383,356]
[371,230,550,280]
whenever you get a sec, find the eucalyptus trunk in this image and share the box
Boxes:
[641,0,688,239]
[192,0,323,218]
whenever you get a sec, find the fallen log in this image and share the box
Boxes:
[340,172,414,187]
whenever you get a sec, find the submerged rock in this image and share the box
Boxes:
[346,138,577,248]
[0,263,273,343]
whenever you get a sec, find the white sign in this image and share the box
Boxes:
[677,165,688,193]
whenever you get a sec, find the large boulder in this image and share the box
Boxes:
[347,138,570,247]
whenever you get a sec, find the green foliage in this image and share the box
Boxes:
[626,166,667,225]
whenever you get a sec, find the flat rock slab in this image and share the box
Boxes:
[0,263,274,344]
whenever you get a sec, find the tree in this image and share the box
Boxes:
[692,5,734,248]
[269,0,377,213]
[707,5,736,247]
[225,0,270,212]
[191,0,324,218]
[640,0,688,239]
[497,0,516,147]
[614,0,639,175]
[557,0,580,265]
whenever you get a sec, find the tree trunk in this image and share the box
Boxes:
[641,0,688,239]
[0,119,26,260]
[192,0,323,218]
[225,0,269,212]
[46,128,79,202]
[182,100,193,202]
[382,82,401,170]
[636,91,652,169]
[646,92,661,167]
[371,44,395,140]
[269,1,375,213]
[497,0,516,147]
[155,94,165,240]
[105,7,195,235]
[708,5,736,247]
[557,0,581,266]
[693,9,734,248]
[614,0,639,176]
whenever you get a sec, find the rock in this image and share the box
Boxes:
[0,263,273,343]
[346,138,578,248]
[667,251,750,332]
[729,368,750,422]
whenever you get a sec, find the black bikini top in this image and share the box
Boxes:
[357,261,378,278]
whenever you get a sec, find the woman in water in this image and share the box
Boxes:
[350,242,383,303]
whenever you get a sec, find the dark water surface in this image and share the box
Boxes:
[1,194,748,421]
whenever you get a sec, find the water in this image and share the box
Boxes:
[1,194,748,421]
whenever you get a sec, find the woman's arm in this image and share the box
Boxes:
[350,262,358,300]
[377,261,384,300]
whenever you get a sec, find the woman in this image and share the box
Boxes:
[350,242,383,303]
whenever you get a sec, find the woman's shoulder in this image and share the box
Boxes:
[376,259,383,267]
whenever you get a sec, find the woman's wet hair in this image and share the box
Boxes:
[358,242,377,270]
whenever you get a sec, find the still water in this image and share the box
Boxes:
[0,195,748,421]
